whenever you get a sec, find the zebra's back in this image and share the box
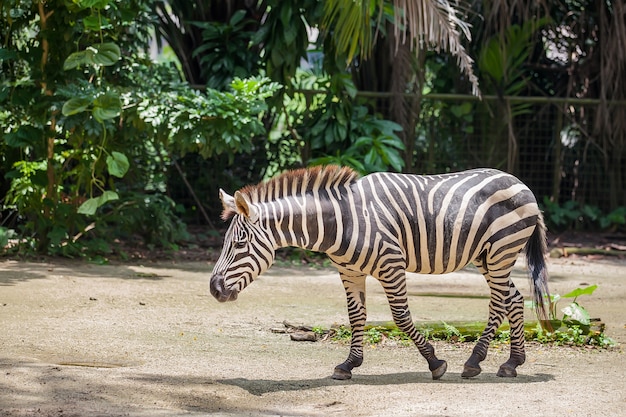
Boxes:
[332,169,540,275]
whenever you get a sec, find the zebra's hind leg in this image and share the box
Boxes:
[381,273,447,380]
[332,271,367,380]
[497,281,526,377]
[462,257,511,378]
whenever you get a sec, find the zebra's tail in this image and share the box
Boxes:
[524,212,551,326]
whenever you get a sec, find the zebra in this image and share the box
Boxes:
[210,165,549,380]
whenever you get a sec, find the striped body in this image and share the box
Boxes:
[211,166,549,379]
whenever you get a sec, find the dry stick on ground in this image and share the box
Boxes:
[550,247,626,258]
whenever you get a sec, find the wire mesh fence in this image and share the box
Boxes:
[356,92,626,213]
[171,91,626,225]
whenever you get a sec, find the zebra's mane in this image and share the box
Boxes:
[222,165,360,220]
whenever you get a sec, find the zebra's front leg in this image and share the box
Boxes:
[332,271,367,380]
[381,273,447,380]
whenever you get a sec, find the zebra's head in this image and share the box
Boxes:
[209,189,276,302]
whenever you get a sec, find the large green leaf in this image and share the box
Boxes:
[106,152,129,178]
[91,42,120,66]
[77,197,100,215]
[92,91,121,122]
[64,50,91,70]
[63,42,120,70]
[77,191,119,216]
[98,190,119,205]
[4,125,43,147]
[562,284,598,299]
[353,136,373,147]
[562,302,591,326]
[83,15,110,31]
[62,97,91,116]
[76,0,111,9]
[229,9,247,26]
[385,149,404,172]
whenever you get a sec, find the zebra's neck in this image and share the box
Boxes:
[259,193,344,253]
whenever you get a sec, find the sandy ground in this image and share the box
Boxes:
[0,256,625,417]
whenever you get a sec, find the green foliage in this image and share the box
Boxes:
[541,197,626,231]
[524,284,598,327]
[413,55,477,173]
[0,227,13,250]
[63,42,122,70]
[253,0,323,87]
[321,291,616,349]
[330,324,353,342]
[531,323,615,348]
[1,1,279,257]
[102,192,189,249]
[525,284,615,347]
[166,77,279,159]
[309,105,405,173]
[478,17,550,97]
[192,10,260,90]
[541,197,582,230]
[275,69,404,174]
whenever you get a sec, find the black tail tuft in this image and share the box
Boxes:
[524,213,551,325]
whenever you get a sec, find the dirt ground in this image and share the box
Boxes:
[1,255,625,417]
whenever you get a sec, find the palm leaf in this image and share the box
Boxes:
[322,0,479,95]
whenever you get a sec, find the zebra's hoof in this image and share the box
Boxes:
[431,360,447,380]
[461,364,482,378]
[497,363,518,378]
[332,366,352,380]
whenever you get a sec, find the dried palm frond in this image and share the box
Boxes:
[483,0,550,33]
[322,0,480,95]
[394,0,479,95]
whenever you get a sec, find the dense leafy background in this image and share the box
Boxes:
[1,0,625,258]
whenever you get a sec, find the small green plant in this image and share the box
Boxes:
[541,197,582,230]
[526,284,615,347]
[441,322,465,342]
[601,206,626,230]
[365,327,384,344]
[493,329,511,344]
[312,326,328,337]
[330,324,352,343]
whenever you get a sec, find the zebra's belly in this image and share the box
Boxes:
[405,252,477,275]
[401,235,483,275]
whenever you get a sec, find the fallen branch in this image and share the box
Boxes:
[271,321,319,342]
[550,247,625,258]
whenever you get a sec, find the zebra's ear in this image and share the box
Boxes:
[234,190,258,222]
[219,189,236,211]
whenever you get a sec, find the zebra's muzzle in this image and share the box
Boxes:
[209,274,238,302]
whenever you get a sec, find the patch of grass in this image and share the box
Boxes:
[317,321,616,349]
[528,323,615,347]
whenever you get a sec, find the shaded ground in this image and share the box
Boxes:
[0,256,625,417]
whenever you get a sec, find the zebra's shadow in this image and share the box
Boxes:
[218,372,555,396]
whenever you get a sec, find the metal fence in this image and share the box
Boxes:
[355,92,626,213]
[171,91,626,225]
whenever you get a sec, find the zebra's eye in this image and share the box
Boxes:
[234,240,247,249]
